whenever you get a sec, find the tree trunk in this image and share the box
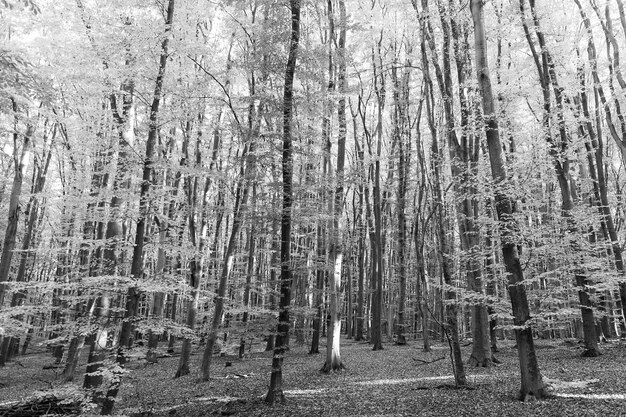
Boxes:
[240,215,256,359]
[369,36,385,352]
[391,41,411,347]
[322,0,347,373]
[0,108,35,309]
[309,231,324,354]
[102,2,175,413]
[574,0,626,327]
[1,128,53,362]
[352,101,366,343]
[471,0,546,400]
[265,0,300,404]
[201,147,253,381]
[417,0,466,385]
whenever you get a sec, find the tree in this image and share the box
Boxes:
[265,0,300,405]
[102,1,176,413]
[0,101,36,310]
[415,0,467,385]
[320,0,347,373]
[470,0,547,400]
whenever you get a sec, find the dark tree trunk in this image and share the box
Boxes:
[471,0,546,400]
[102,2,175,413]
[416,0,466,385]
[0,108,35,311]
[265,0,300,404]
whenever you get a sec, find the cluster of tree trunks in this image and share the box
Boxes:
[4,1,626,413]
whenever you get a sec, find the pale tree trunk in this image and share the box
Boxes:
[82,297,110,405]
[322,0,347,373]
[471,0,546,400]
[311,0,335,355]
[265,0,299,404]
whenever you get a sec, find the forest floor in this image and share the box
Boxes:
[1,336,626,416]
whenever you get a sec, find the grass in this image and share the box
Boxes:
[1,336,626,416]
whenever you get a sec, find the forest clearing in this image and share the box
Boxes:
[2,336,626,416]
[3,0,626,415]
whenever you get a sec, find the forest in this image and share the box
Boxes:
[1,0,626,415]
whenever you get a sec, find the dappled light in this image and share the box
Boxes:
[1,0,626,415]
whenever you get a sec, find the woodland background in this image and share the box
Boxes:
[1,0,626,414]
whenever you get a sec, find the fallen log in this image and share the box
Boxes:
[0,393,83,416]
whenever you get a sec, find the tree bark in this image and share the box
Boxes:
[0,103,35,309]
[265,0,300,404]
[102,2,175,413]
[322,0,347,373]
[471,0,546,400]
[416,0,466,385]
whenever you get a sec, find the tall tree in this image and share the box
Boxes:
[322,0,347,373]
[470,0,546,400]
[265,0,300,405]
[102,1,176,413]
[416,0,467,385]
[0,100,36,310]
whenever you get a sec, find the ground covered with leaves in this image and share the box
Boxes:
[1,337,626,416]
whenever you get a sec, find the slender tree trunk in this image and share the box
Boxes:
[265,0,300,404]
[116,0,175,357]
[369,36,385,352]
[322,0,347,373]
[574,0,626,326]
[523,0,600,357]
[352,104,366,342]
[0,107,35,309]
[265,224,279,352]
[416,0,466,384]
[391,42,411,347]
[202,139,255,380]
[471,0,546,400]
[1,128,53,361]
[240,209,256,358]
[309,228,324,354]
[102,2,175,413]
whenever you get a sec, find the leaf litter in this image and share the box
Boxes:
[1,337,626,416]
